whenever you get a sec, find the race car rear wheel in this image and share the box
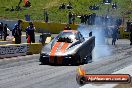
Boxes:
[87,54,92,63]
[83,54,92,64]
[83,58,88,64]
[77,55,83,65]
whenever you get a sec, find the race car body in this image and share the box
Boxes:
[40,30,95,65]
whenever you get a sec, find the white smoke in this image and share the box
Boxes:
[77,23,111,61]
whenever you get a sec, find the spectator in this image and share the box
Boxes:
[72,13,76,24]
[12,25,22,44]
[84,14,88,24]
[112,25,119,45]
[59,3,66,9]
[15,5,22,11]
[24,0,31,7]
[44,9,49,23]
[10,6,14,11]
[68,12,72,24]
[117,18,122,26]
[12,20,23,44]
[112,2,117,9]
[88,14,94,25]
[130,22,132,45]
[67,2,73,9]
[80,15,85,23]
[0,22,3,39]
[26,22,36,43]
[127,20,131,32]
[91,13,96,25]
[25,14,30,21]
[14,20,23,31]
[87,14,91,25]
[3,24,8,41]
[130,31,132,45]
[89,5,99,10]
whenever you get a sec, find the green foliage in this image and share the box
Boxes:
[0,0,131,22]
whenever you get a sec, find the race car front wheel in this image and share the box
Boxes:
[39,57,49,65]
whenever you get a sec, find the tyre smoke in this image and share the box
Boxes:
[77,24,111,61]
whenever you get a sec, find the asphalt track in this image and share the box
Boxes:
[0,39,132,88]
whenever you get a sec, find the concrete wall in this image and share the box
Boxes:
[0,43,42,58]
[0,19,79,34]
[21,21,79,33]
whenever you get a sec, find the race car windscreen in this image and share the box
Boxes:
[57,32,76,43]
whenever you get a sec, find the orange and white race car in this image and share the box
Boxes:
[40,30,95,65]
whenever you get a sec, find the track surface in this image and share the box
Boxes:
[0,40,132,88]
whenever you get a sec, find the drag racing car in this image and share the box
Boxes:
[40,30,95,65]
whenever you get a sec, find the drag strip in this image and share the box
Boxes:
[0,45,132,88]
